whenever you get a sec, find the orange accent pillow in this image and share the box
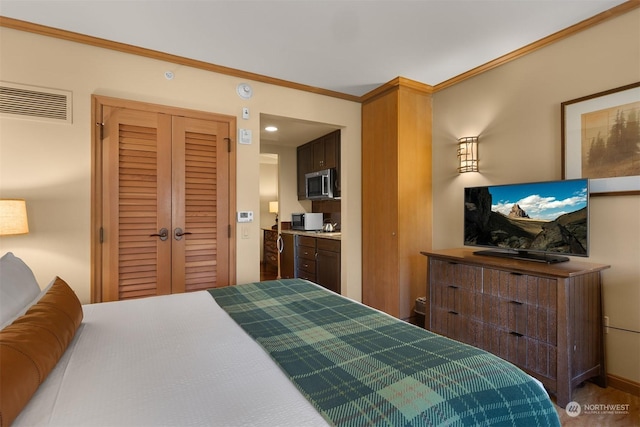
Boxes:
[0,277,83,427]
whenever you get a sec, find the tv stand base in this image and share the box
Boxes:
[473,249,570,264]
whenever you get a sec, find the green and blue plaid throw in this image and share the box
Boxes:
[208,279,560,427]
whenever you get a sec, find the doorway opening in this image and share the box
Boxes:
[259,153,279,281]
[258,113,342,282]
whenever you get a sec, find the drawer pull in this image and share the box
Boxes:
[510,300,523,305]
[509,331,524,337]
[448,285,459,289]
[509,272,523,276]
[448,310,459,315]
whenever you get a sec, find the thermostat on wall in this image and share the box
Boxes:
[237,211,253,223]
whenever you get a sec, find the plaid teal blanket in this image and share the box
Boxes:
[208,279,560,427]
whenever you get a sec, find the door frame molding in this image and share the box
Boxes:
[91,95,237,303]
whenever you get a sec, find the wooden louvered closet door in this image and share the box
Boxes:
[100,105,231,302]
[171,116,229,293]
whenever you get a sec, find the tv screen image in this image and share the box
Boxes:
[464,179,589,263]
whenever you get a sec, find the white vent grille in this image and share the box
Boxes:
[0,82,72,124]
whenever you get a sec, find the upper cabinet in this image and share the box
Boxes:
[297,130,341,200]
[313,130,340,170]
[297,143,314,199]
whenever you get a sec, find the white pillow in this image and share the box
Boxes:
[0,252,42,329]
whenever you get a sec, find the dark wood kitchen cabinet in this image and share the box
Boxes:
[279,233,295,279]
[421,248,609,408]
[297,143,313,199]
[316,238,341,293]
[295,235,317,281]
[312,130,340,171]
[297,130,341,200]
[294,235,341,293]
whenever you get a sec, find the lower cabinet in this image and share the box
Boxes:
[421,248,609,408]
[279,233,295,279]
[295,236,317,282]
[316,239,341,293]
[294,234,341,293]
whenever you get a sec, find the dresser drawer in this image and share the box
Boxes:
[482,268,557,345]
[430,259,482,292]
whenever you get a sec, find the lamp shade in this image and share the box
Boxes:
[0,199,29,236]
[269,201,278,213]
[457,136,479,173]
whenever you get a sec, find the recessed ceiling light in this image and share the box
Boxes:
[265,126,278,132]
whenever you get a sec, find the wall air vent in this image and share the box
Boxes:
[0,82,72,124]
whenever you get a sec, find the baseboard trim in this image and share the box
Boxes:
[607,374,640,397]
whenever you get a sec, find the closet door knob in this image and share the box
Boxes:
[150,228,169,241]
[174,228,192,240]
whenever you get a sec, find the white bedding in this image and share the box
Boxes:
[14,291,329,427]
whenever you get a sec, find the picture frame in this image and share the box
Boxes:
[561,82,640,196]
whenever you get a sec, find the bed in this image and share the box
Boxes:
[1,252,560,426]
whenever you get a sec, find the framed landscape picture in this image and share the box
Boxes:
[562,82,640,195]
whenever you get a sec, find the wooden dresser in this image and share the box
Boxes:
[420,248,610,407]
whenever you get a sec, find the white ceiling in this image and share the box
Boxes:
[0,0,628,95]
[0,0,629,146]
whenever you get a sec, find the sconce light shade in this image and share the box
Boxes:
[0,199,29,236]
[457,136,479,173]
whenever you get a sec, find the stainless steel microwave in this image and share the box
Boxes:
[291,212,324,231]
[305,168,336,200]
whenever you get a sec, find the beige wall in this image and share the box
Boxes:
[0,27,362,303]
[432,9,640,383]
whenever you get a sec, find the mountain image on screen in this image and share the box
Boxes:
[464,180,588,256]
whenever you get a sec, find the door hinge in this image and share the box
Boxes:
[99,227,104,243]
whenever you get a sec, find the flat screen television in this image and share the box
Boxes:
[464,179,589,263]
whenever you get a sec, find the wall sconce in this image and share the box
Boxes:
[269,201,279,229]
[457,136,479,173]
[0,199,29,236]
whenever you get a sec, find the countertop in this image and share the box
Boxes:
[281,229,341,241]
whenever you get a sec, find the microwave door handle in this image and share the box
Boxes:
[322,175,328,195]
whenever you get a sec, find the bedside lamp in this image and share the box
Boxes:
[0,199,29,236]
[269,201,278,229]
